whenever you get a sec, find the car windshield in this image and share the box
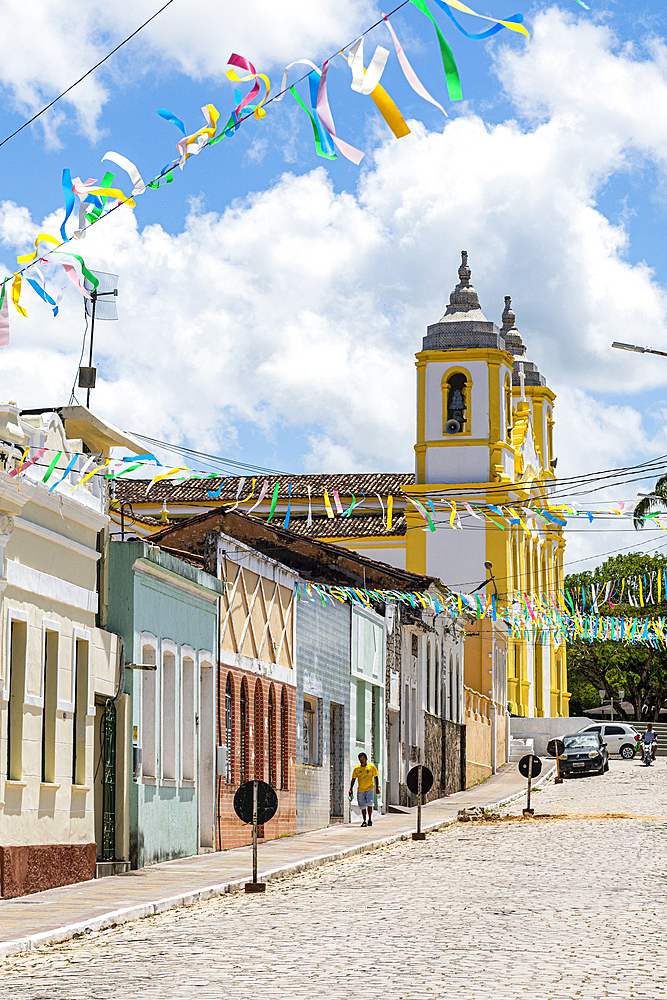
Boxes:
[563,735,599,749]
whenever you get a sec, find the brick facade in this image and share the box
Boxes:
[216,665,296,849]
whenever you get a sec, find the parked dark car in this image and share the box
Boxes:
[559,733,609,777]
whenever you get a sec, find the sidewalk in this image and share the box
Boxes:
[0,761,553,960]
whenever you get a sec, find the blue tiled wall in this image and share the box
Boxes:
[295,594,351,833]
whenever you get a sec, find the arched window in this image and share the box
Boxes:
[268,685,277,788]
[505,374,512,443]
[445,373,467,433]
[225,673,233,784]
[254,681,264,780]
[240,680,248,782]
[280,687,288,790]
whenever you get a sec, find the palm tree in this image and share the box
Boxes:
[634,473,667,528]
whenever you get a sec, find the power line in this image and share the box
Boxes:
[1,0,413,291]
[0,0,177,150]
[564,536,667,570]
[130,432,287,476]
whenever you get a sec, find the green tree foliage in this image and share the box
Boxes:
[565,551,667,721]
[633,474,667,527]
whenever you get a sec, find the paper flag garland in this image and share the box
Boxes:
[1,1,531,344]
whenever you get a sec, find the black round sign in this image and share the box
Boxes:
[233,780,278,825]
[518,754,542,779]
[546,738,565,759]
[406,764,434,795]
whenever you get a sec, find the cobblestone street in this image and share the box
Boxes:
[2,759,666,1000]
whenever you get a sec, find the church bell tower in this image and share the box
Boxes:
[405,251,568,719]
[414,250,516,486]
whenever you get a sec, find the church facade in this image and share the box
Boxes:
[402,252,569,720]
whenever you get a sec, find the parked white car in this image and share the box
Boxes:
[577,723,639,759]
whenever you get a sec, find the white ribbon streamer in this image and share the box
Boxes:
[103,151,147,196]
[347,37,390,96]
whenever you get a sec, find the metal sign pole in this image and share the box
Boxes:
[237,778,274,893]
[86,291,97,409]
[252,779,258,884]
[412,763,426,840]
[524,753,534,816]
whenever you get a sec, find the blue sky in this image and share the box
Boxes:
[2,0,667,569]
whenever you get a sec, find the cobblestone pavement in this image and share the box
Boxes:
[1,759,665,1000]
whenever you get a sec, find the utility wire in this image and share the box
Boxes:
[2,0,411,289]
[0,0,177,150]
[130,431,287,476]
[446,535,667,591]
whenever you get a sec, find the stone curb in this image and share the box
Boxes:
[0,765,556,962]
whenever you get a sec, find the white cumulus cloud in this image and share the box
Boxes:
[2,2,667,577]
[0,0,376,143]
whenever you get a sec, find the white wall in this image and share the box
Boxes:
[425,445,489,485]
[425,523,486,589]
[343,544,406,571]
[424,359,490,442]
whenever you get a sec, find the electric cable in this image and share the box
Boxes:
[129,432,287,476]
[2,0,413,298]
[445,535,667,591]
[0,0,177,151]
[68,309,89,405]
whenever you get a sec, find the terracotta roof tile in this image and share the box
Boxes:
[284,514,406,539]
[113,472,414,505]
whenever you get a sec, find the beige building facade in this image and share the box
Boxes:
[0,403,140,897]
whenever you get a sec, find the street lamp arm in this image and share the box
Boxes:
[612,341,667,358]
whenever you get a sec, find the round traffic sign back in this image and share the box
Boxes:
[406,764,434,795]
[518,754,542,779]
[233,780,278,825]
[546,738,565,758]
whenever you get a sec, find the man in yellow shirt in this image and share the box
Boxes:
[349,752,379,827]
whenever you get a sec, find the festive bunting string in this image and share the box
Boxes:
[7,446,665,532]
[1,2,530,342]
[295,581,667,647]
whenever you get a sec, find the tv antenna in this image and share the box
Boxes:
[78,269,119,407]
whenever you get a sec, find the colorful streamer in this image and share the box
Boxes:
[433,1,528,39]
[409,0,463,102]
[316,60,365,165]
[382,14,448,116]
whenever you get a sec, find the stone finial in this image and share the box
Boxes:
[458,250,471,286]
[501,295,515,334]
[500,294,526,357]
[446,250,481,314]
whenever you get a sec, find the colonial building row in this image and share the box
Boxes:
[1,252,566,897]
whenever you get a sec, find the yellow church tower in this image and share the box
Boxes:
[405,251,569,718]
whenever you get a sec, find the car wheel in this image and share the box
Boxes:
[620,744,635,760]
[603,761,609,772]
